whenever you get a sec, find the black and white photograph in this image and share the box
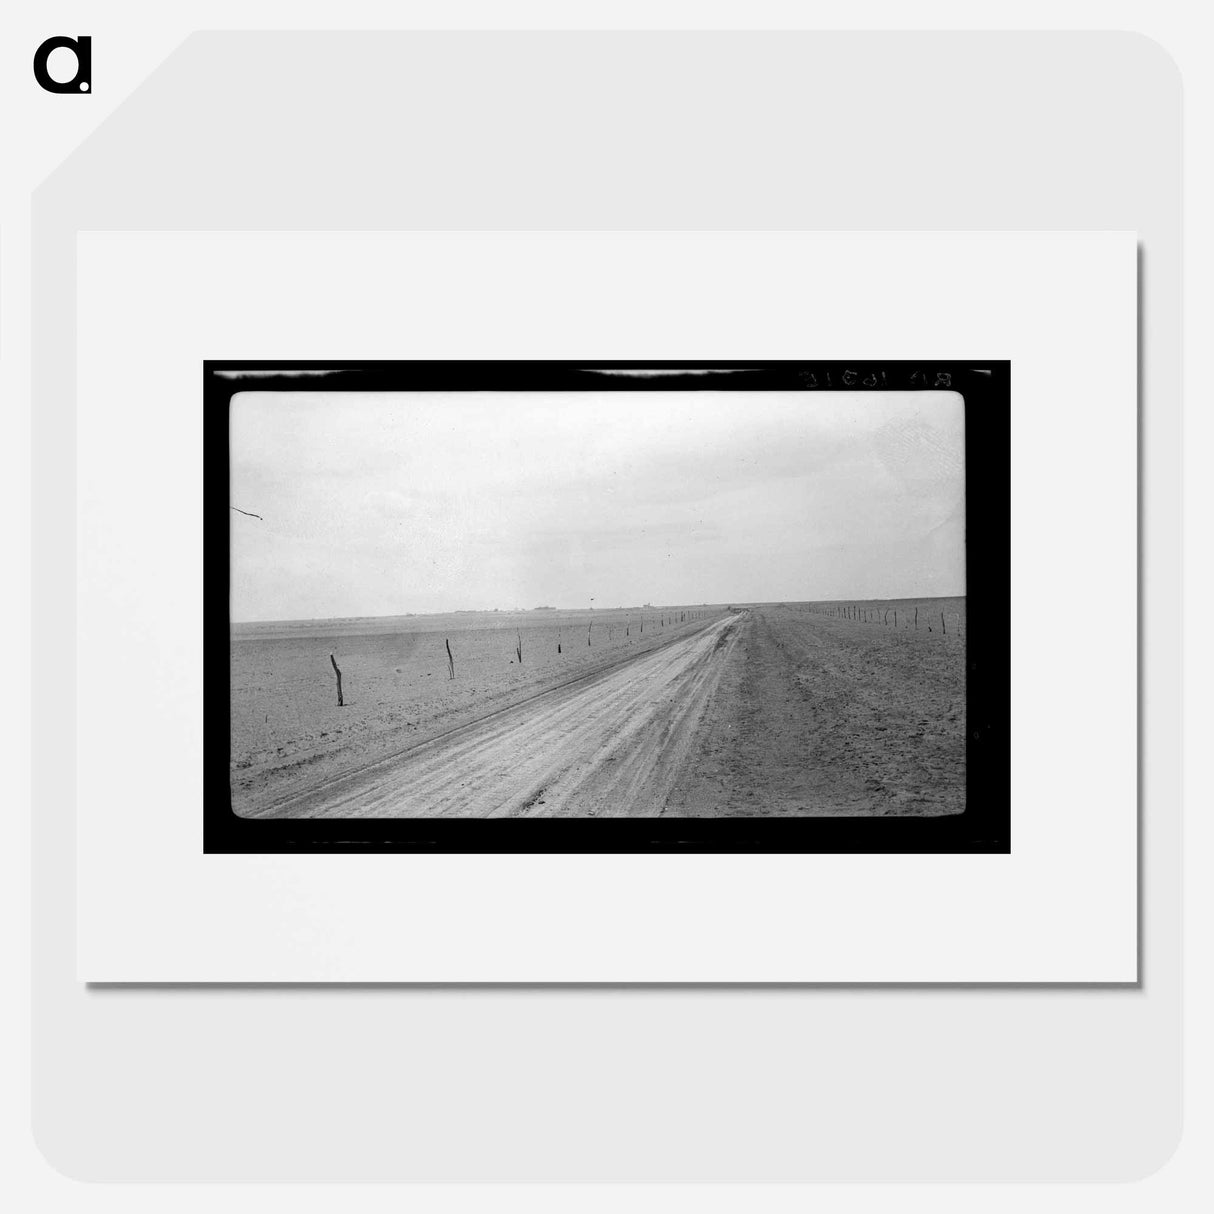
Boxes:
[209,362,1008,852]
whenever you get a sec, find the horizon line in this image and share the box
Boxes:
[230,593,967,628]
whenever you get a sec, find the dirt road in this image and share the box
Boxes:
[241,602,965,819]
[247,614,743,819]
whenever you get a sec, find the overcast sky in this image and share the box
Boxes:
[229,390,965,621]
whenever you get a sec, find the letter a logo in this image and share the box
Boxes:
[34,36,92,93]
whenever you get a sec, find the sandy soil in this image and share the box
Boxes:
[667,602,966,817]
[242,615,741,819]
[231,606,720,815]
[233,600,965,819]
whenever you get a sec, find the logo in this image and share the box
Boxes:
[33,35,91,93]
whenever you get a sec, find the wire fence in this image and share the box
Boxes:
[810,603,965,639]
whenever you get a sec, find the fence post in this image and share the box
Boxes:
[330,653,343,706]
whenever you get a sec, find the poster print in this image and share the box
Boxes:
[210,362,1008,854]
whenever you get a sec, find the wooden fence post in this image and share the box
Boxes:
[330,653,343,706]
[446,638,455,679]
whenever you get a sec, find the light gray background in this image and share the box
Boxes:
[32,32,1180,1180]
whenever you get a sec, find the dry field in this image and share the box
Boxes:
[230,599,965,818]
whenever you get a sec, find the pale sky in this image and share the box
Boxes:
[229,390,965,622]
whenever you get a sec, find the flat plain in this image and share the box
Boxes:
[230,598,965,819]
